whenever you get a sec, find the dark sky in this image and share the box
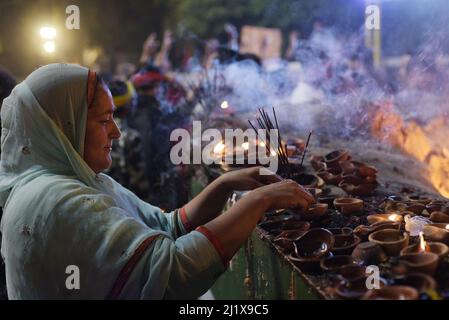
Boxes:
[1,0,448,79]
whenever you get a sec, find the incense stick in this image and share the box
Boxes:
[300,130,313,168]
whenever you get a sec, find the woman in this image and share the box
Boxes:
[0,63,313,299]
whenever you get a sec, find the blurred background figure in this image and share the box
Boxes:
[154,30,174,73]
[224,23,239,51]
[139,32,160,67]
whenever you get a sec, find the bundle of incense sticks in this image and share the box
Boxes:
[248,107,292,178]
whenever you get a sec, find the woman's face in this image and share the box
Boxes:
[84,83,121,173]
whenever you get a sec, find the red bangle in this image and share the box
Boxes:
[196,226,229,268]
[179,207,194,233]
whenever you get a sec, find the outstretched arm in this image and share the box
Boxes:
[183,167,281,228]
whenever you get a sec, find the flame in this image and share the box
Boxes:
[419,232,429,252]
[241,142,249,150]
[388,214,401,222]
[213,142,225,154]
[371,103,449,197]
[220,101,229,109]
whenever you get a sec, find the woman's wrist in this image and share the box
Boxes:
[244,188,271,213]
[216,174,234,194]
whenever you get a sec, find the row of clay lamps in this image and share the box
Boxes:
[284,228,437,300]
[378,196,449,244]
[311,149,378,196]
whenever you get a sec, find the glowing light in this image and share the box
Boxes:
[419,232,428,252]
[213,142,225,154]
[43,41,55,53]
[270,149,277,156]
[40,26,56,39]
[220,101,229,109]
[446,224,449,230]
[259,141,266,147]
[241,142,249,150]
[388,214,401,222]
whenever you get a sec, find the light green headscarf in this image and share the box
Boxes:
[0,64,225,299]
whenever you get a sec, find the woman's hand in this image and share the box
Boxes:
[218,166,283,192]
[249,179,315,212]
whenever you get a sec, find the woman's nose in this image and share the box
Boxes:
[110,119,121,139]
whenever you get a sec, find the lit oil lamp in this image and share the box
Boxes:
[220,100,229,109]
[400,231,449,261]
[419,232,429,252]
[422,223,449,245]
[367,212,403,225]
[213,141,225,155]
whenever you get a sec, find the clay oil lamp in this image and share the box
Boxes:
[331,234,361,255]
[259,216,309,236]
[320,255,360,273]
[299,203,329,221]
[394,273,437,293]
[430,211,449,223]
[317,165,343,185]
[426,201,449,214]
[258,215,296,231]
[293,228,335,260]
[338,177,377,197]
[335,276,387,300]
[400,232,449,261]
[270,220,312,237]
[361,286,419,300]
[370,220,402,232]
[273,237,296,254]
[367,212,403,225]
[353,221,401,242]
[353,225,371,241]
[399,252,439,275]
[273,228,310,254]
[289,228,335,273]
[381,195,408,211]
[328,227,353,236]
[290,173,324,189]
[275,227,310,240]
[337,265,367,282]
[334,197,364,215]
[368,229,410,257]
[310,155,326,171]
[324,149,351,167]
[407,196,432,205]
[351,242,388,265]
[317,195,336,208]
[422,223,449,245]
[339,160,378,178]
[288,251,332,274]
[404,203,426,215]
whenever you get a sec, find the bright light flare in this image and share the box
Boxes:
[40,26,56,39]
[43,41,55,53]
[220,101,229,109]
